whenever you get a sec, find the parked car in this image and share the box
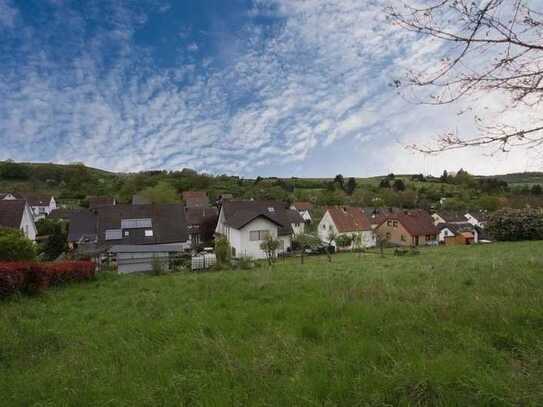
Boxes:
[305,243,335,255]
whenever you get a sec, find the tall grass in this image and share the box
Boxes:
[1,242,543,405]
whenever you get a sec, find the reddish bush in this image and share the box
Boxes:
[0,262,30,298]
[0,261,95,298]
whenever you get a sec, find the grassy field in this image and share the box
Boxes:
[1,243,543,406]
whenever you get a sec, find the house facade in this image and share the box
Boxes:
[19,193,57,220]
[318,206,376,249]
[290,202,313,223]
[0,200,37,241]
[185,206,219,248]
[215,200,304,259]
[437,222,479,245]
[376,210,438,247]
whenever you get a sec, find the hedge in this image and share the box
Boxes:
[0,261,95,298]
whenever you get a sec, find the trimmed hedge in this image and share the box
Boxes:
[0,261,95,298]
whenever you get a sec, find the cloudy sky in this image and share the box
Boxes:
[0,0,541,177]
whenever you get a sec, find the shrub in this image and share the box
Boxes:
[488,209,543,241]
[0,262,29,298]
[0,229,36,261]
[151,256,166,276]
[0,261,95,298]
[215,237,231,265]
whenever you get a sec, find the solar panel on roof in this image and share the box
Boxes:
[121,218,152,229]
[105,229,122,240]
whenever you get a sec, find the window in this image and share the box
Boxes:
[145,230,154,237]
[322,224,326,229]
[426,234,434,241]
[386,232,391,239]
[267,207,275,212]
[387,220,392,227]
[392,221,398,228]
[231,247,236,257]
[124,230,129,237]
[401,234,406,241]
[250,230,270,241]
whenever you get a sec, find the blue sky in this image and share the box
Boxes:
[1,0,541,177]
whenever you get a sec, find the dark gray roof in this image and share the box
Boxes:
[49,208,82,221]
[68,204,188,246]
[0,200,26,229]
[18,193,53,207]
[435,211,468,223]
[437,222,476,235]
[67,209,97,242]
[222,200,303,236]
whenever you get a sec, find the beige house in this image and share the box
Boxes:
[376,210,438,247]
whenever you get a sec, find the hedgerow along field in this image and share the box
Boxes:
[1,242,543,406]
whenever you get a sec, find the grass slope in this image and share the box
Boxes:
[1,243,543,405]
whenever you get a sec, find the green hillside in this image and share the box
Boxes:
[1,160,543,211]
[1,243,543,405]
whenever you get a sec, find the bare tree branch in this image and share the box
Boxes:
[388,0,543,152]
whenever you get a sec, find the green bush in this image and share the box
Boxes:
[0,229,36,261]
[488,209,543,241]
[215,237,231,265]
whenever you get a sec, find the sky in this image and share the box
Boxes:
[0,0,542,177]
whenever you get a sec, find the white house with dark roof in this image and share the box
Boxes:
[290,201,313,223]
[0,200,37,241]
[16,193,57,220]
[215,200,304,259]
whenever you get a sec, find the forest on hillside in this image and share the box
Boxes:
[2,160,543,211]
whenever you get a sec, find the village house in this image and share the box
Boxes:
[465,211,489,228]
[432,211,470,226]
[68,204,190,272]
[290,201,313,223]
[362,207,403,228]
[0,199,37,241]
[183,191,209,208]
[437,222,479,245]
[185,206,219,248]
[18,193,57,220]
[318,206,376,249]
[376,210,438,247]
[215,200,304,259]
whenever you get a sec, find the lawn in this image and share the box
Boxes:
[1,242,543,406]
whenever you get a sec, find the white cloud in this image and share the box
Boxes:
[0,0,17,29]
[0,0,541,176]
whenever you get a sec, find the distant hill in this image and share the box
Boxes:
[1,160,543,212]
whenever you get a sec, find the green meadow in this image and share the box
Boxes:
[1,242,543,406]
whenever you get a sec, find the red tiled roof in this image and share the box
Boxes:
[182,191,208,208]
[326,206,372,232]
[379,210,438,236]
